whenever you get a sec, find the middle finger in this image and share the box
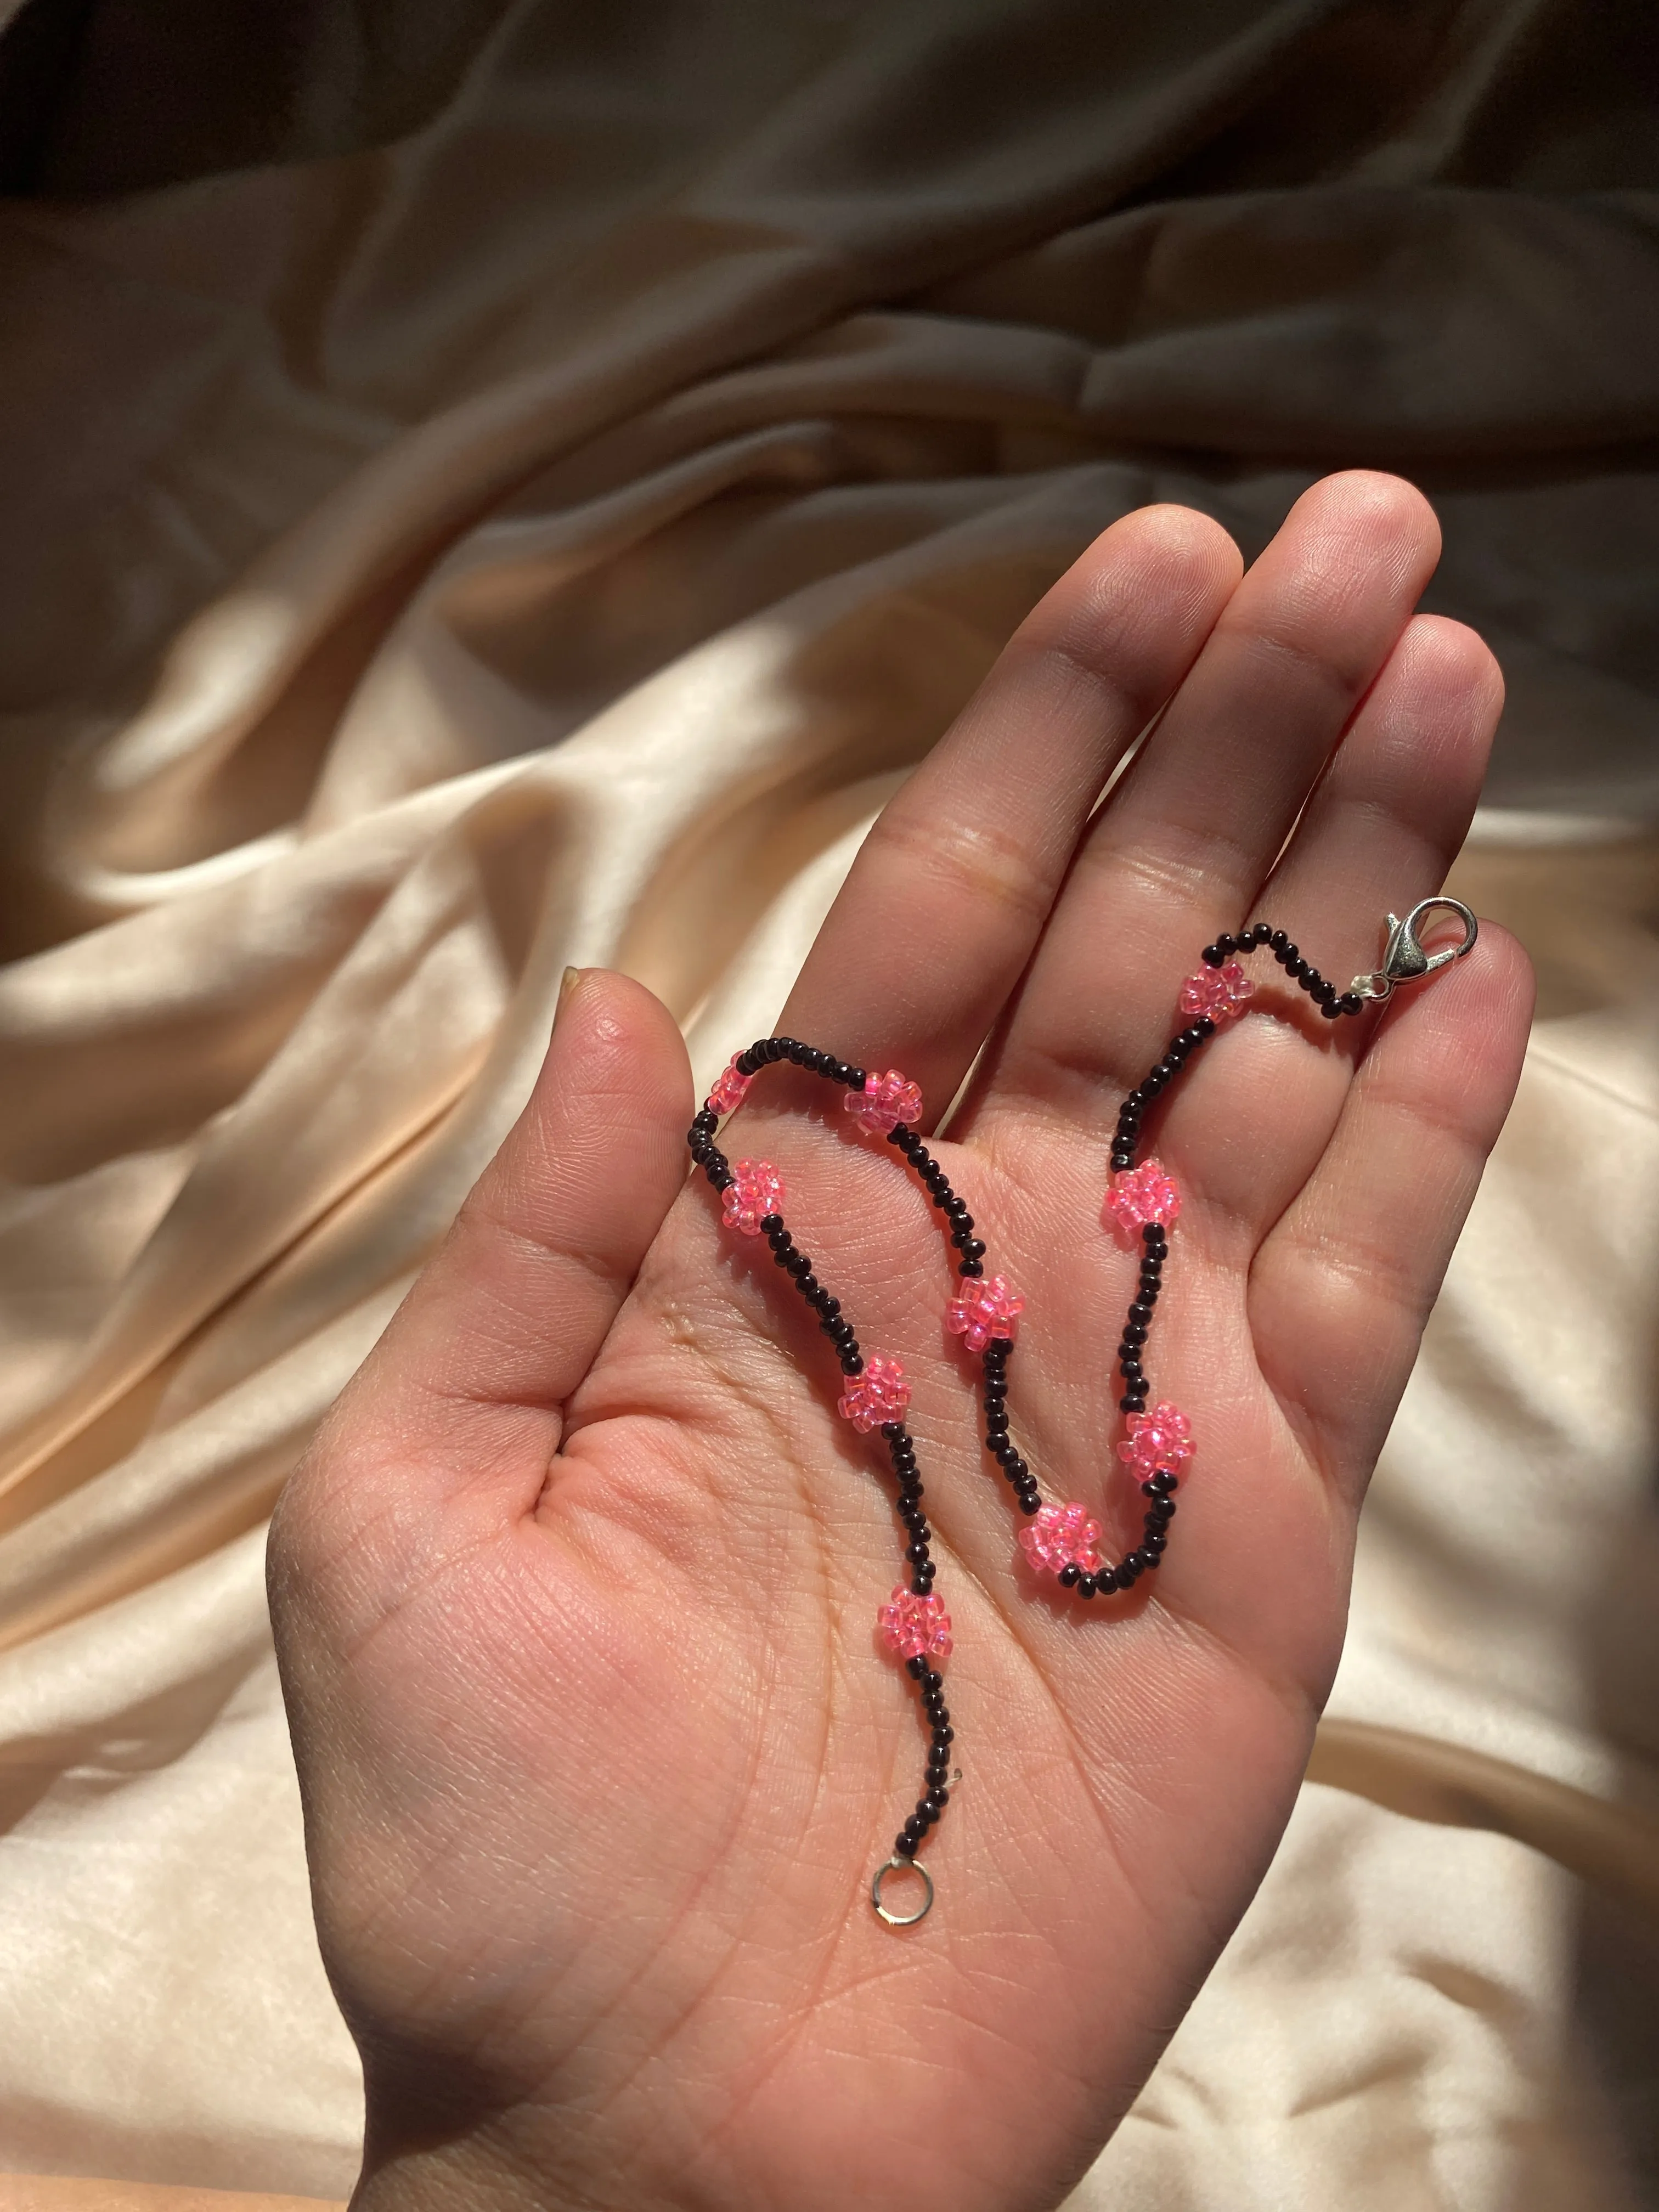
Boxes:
[968,472,1442,1131]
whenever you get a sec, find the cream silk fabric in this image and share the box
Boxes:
[0,2,1656,2204]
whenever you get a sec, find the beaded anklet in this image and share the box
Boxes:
[685,899,1476,1927]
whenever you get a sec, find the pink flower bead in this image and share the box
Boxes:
[878,1586,953,1661]
[1018,1500,1103,1578]
[722,1158,785,1237]
[708,1057,753,1115]
[1117,1401,1194,1480]
[844,1068,924,1137]
[1103,1158,1182,1242]
[1178,959,1256,1026]
[946,1273,1024,1354]
[838,1355,910,1432]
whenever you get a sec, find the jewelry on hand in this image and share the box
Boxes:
[685,899,1477,1926]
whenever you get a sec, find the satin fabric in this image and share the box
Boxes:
[0,2,1655,2204]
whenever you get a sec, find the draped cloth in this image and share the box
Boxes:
[0,2,1655,2203]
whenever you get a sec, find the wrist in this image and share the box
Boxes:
[352,2136,555,2212]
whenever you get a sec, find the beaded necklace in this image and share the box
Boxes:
[686,899,1476,1926]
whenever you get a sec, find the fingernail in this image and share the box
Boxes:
[555,964,582,1028]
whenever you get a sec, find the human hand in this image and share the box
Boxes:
[268,472,1533,2212]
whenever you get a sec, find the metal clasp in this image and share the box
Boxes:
[1350,897,1479,1003]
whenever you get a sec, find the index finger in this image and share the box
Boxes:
[775,504,1242,1114]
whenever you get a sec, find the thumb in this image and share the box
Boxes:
[322,966,694,1521]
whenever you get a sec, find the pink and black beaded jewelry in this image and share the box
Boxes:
[686,898,1476,1927]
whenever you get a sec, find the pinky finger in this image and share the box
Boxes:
[1251,923,1535,1501]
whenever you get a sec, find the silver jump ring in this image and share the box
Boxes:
[871,1855,934,1926]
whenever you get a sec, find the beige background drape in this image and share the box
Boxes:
[0,2,1655,2204]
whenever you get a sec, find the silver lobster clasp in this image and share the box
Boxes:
[1350,897,1479,1003]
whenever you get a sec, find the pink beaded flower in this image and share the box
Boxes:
[1178,959,1256,1026]
[722,1158,785,1237]
[838,1355,910,1431]
[946,1273,1024,1354]
[1018,1500,1103,1578]
[844,1068,924,1137]
[1117,1401,1194,1480]
[708,1056,753,1115]
[1102,1157,1182,1242]
[878,1586,953,1661]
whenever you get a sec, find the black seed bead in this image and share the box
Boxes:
[1131,1301,1154,1324]
[895,1834,917,1857]
[1019,1493,1041,1515]
[924,1790,949,1815]
[1340,991,1363,1015]
[933,1724,953,1745]
[1201,944,1223,967]
[1077,1575,1097,1599]
[959,1258,984,1277]
[1119,1396,1143,1413]
[1216,933,1237,956]
[1059,1564,1081,1587]
[1122,1323,1147,1346]
[1320,1000,1342,1019]
[1111,1153,1135,1173]
[1144,1533,1167,1555]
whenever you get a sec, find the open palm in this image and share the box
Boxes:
[268,474,1533,2212]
